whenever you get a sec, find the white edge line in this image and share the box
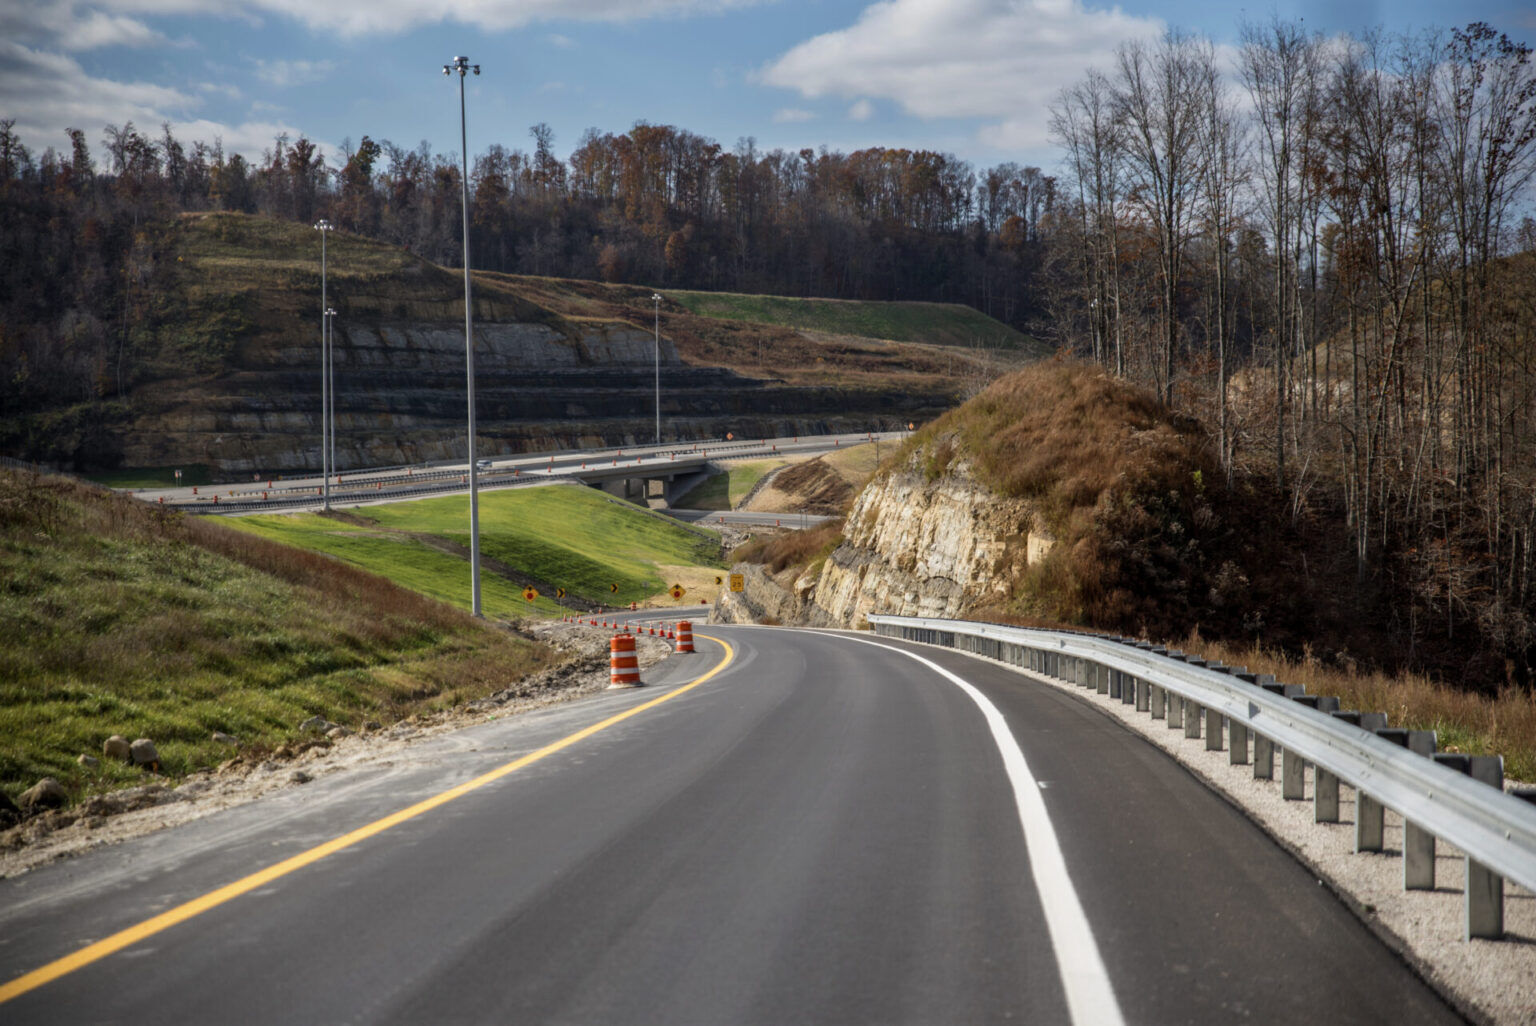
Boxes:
[749,625,1126,1026]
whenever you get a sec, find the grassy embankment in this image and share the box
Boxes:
[668,290,1046,353]
[0,469,556,802]
[674,460,781,511]
[228,484,724,614]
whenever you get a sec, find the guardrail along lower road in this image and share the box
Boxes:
[870,614,1536,945]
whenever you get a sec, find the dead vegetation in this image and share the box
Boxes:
[731,519,846,575]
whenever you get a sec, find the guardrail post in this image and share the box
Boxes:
[1464,755,1505,940]
[1184,699,1203,739]
[1282,748,1306,799]
[1149,683,1165,718]
[1315,766,1340,822]
[1394,730,1439,889]
[1135,677,1148,711]
[1345,713,1390,851]
[1205,708,1223,751]
[1167,692,1183,729]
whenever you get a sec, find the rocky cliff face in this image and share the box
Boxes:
[811,458,1048,626]
[713,452,1053,629]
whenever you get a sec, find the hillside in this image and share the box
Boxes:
[1,213,1033,477]
[723,361,1406,667]
[667,290,1047,353]
[0,467,555,808]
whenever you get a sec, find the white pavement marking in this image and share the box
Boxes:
[831,632,1127,1026]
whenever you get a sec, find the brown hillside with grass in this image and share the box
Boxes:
[0,468,555,810]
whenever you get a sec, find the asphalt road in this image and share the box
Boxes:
[0,626,1464,1024]
[132,430,903,514]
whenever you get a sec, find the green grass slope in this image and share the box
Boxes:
[0,469,554,805]
[229,484,724,611]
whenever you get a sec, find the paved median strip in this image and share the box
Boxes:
[0,638,736,1007]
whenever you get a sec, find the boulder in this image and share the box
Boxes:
[289,770,312,784]
[77,754,101,770]
[211,731,239,746]
[103,735,132,761]
[19,778,68,813]
[299,716,333,733]
[325,726,353,739]
[129,738,160,767]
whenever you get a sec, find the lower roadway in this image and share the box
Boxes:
[0,626,1463,1023]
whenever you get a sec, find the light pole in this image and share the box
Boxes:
[444,55,482,617]
[324,306,337,504]
[314,219,333,510]
[651,293,662,445]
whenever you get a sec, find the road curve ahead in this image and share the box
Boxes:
[0,626,1463,1024]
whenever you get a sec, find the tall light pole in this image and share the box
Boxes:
[651,293,662,445]
[445,55,482,617]
[314,219,333,511]
[324,306,337,504]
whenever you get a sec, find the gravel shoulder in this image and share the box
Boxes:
[0,621,673,880]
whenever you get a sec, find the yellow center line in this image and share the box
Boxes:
[0,634,736,1006]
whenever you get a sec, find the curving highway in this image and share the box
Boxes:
[0,626,1463,1023]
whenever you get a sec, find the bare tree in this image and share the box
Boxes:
[1050,70,1127,372]
[1196,51,1248,478]
[1239,18,1322,490]
[1113,31,1210,402]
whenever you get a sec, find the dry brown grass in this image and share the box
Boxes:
[731,520,846,575]
[1174,630,1536,783]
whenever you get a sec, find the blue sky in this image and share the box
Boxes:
[3,0,1532,175]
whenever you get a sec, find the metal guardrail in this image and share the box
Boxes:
[868,614,1536,942]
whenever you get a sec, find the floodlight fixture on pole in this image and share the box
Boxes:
[314,219,333,511]
[651,293,662,445]
[445,55,482,617]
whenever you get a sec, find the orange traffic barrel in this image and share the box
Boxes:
[676,621,695,653]
[609,635,641,687]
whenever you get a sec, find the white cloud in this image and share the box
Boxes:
[773,107,815,123]
[82,0,767,36]
[0,40,194,143]
[251,57,335,88]
[198,80,243,100]
[546,33,575,48]
[0,41,308,164]
[847,98,873,121]
[168,116,312,159]
[762,0,1163,151]
[70,11,168,48]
